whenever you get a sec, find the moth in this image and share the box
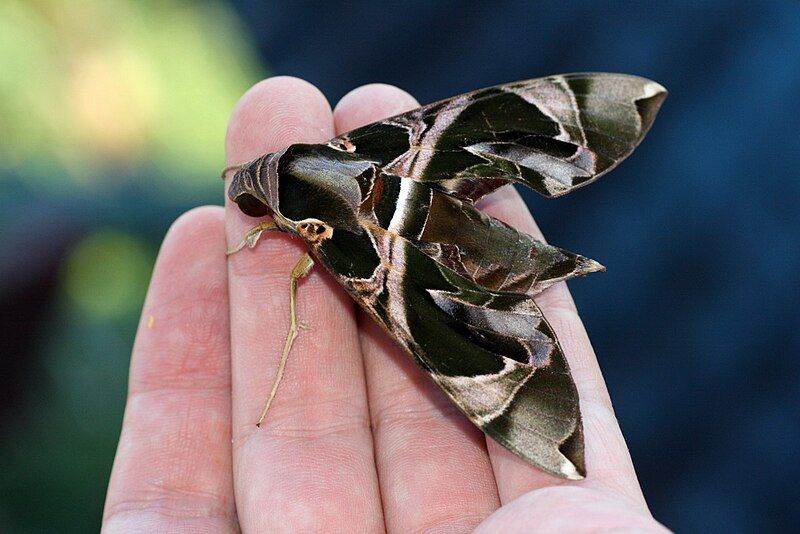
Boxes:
[224,73,666,480]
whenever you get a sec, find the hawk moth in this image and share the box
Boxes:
[225,73,666,480]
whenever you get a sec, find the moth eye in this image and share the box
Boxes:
[314,225,325,235]
[235,193,269,217]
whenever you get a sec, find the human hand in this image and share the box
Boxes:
[102,77,668,532]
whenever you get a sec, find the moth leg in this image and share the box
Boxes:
[257,252,315,427]
[226,221,279,256]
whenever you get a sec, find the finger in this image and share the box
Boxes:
[475,485,668,533]
[335,84,501,533]
[225,77,383,531]
[103,206,236,532]
[477,186,648,508]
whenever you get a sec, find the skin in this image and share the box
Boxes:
[103,77,669,533]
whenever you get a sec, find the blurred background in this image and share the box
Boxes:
[1,1,798,531]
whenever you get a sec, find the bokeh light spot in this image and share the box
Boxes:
[62,230,154,319]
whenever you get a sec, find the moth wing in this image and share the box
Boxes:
[329,73,666,201]
[356,173,604,297]
[411,187,605,297]
[310,224,585,479]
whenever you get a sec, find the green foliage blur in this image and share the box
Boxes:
[0,1,264,530]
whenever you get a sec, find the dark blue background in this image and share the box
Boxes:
[230,1,800,531]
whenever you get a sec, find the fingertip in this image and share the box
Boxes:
[165,205,225,238]
[160,206,226,266]
[225,76,334,165]
[136,206,229,386]
[143,206,227,358]
[334,83,419,133]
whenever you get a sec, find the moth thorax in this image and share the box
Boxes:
[329,137,356,152]
[295,218,333,244]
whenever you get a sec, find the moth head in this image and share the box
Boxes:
[227,158,271,217]
[273,144,368,234]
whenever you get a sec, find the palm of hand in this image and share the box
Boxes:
[102,78,667,533]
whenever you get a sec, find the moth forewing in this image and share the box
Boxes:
[227,72,666,479]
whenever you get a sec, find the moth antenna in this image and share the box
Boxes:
[220,164,243,180]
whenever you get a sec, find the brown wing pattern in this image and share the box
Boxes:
[283,72,667,478]
[329,73,666,201]
[309,224,585,479]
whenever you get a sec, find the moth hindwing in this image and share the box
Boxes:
[227,72,666,479]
